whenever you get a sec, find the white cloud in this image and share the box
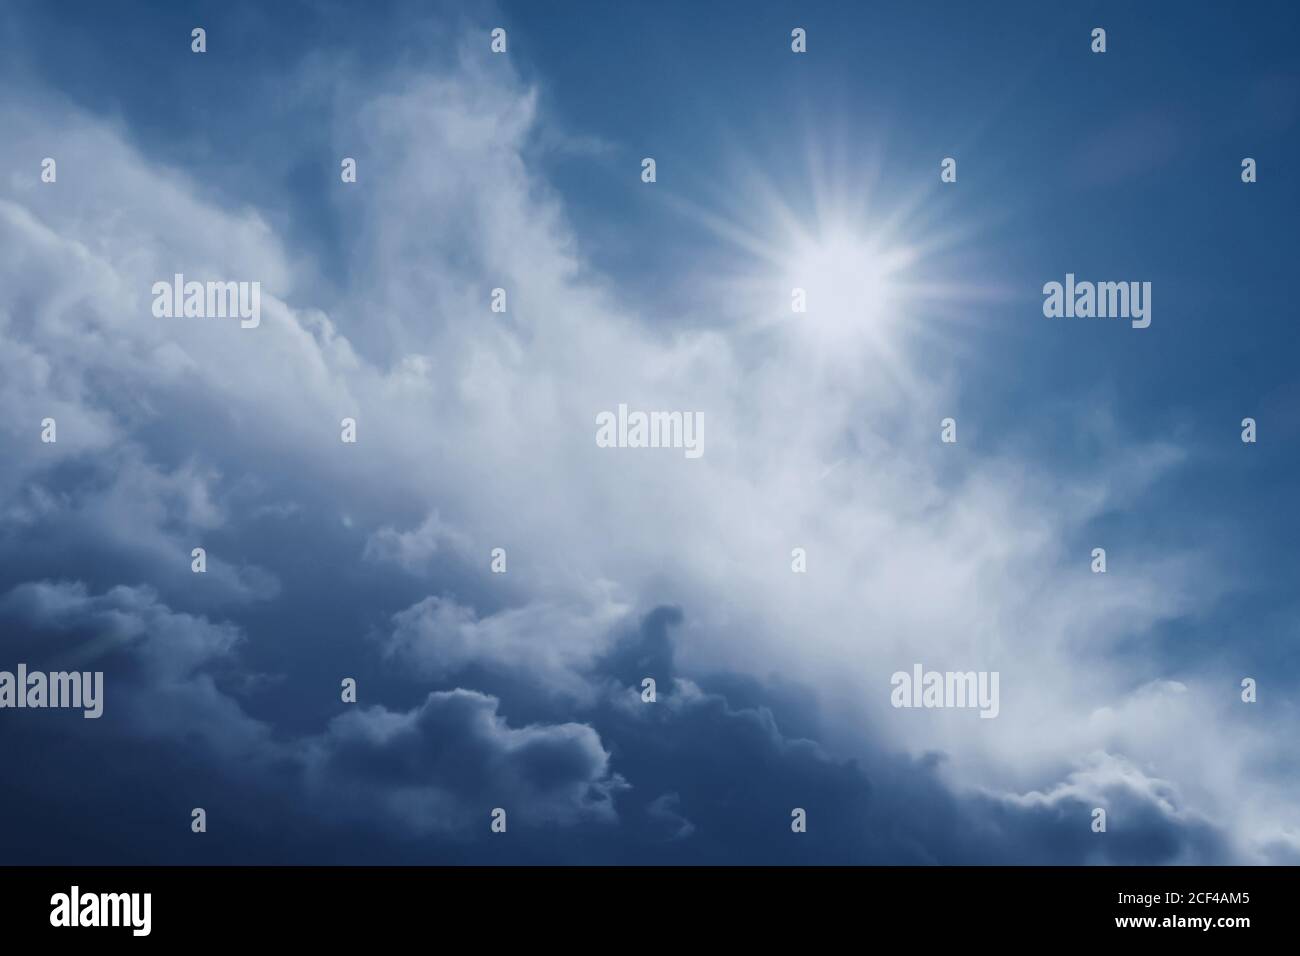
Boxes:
[0,39,1289,858]
[383,590,629,703]
[363,511,472,570]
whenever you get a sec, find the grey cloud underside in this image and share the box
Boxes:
[0,588,1229,863]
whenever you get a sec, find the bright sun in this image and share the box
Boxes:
[778,225,921,356]
[788,230,893,321]
[675,138,984,373]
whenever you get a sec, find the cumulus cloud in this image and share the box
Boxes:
[584,609,1232,864]
[0,580,270,757]
[979,753,1228,864]
[304,688,624,834]
[0,579,624,844]
[382,590,630,702]
[363,511,472,571]
[0,10,1289,863]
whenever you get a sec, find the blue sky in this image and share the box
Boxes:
[0,0,1297,864]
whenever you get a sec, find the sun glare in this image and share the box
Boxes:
[672,136,992,377]
[787,229,902,326]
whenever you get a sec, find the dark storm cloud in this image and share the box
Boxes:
[303,688,624,834]
[0,581,1234,862]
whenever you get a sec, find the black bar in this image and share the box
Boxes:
[0,865,1290,941]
